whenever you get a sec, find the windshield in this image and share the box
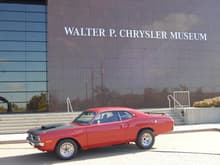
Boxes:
[73,111,96,124]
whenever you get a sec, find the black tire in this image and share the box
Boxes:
[55,139,78,160]
[136,129,155,149]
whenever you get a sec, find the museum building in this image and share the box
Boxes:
[1,0,220,113]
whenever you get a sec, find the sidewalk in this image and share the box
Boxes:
[0,124,220,144]
[172,123,220,133]
[0,133,27,144]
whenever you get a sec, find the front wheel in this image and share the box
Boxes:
[55,139,78,160]
[136,129,155,149]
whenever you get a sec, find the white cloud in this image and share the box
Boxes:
[148,13,200,31]
[7,83,24,90]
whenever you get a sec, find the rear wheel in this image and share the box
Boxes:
[136,129,155,149]
[55,139,78,160]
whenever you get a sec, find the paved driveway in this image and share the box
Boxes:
[0,131,220,165]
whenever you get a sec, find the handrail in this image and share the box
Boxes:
[167,94,184,109]
[66,97,73,113]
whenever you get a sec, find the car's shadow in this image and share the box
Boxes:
[0,143,146,165]
[1,144,219,165]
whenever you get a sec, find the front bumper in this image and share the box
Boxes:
[26,134,44,147]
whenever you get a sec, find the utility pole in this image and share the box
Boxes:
[85,80,88,101]
[91,69,95,106]
[100,62,104,105]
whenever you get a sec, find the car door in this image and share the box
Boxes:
[86,111,125,148]
[118,111,137,141]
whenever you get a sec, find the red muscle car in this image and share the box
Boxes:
[27,107,174,160]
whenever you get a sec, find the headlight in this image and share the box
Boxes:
[29,134,40,142]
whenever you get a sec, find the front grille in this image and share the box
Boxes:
[28,134,39,142]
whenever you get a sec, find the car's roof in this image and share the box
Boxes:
[86,107,138,113]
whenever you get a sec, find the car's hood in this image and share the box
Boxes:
[27,123,79,135]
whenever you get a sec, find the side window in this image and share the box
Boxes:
[93,111,120,124]
[119,111,133,120]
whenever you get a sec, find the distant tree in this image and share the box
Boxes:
[11,103,25,112]
[179,84,189,91]
[27,93,47,112]
[0,106,7,113]
[94,86,114,106]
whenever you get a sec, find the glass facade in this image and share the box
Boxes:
[1,0,220,113]
[0,2,48,113]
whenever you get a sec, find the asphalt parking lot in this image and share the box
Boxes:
[0,131,220,165]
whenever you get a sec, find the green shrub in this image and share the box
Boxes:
[193,96,220,107]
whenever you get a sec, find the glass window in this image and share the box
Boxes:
[26,62,47,71]
[26,4,46,12]
[74,111,97,124]
[93,111,120,124]
[0,31,25,41]
[0,52,26,61]
[0,82,26,92]
[0,41,47,51]
[0,102,7,113]
[0,3,46,12]
[0,82,47,92]
[0,4,18,11]
[26,22,47,31]
[119,111,133,120]
[0,32,46,41]
[0,51,47,61]
[26,42,46,51]
[12,102,26,113]
[0,61,26,71]
[0,3,27,12]
[27,82,47,91]
[27,32,47,41]
[0,22,46,31]
[0,22,25,30]
[26,52,47,61]
[0,41,25,51]
[26,13,47,22]
[27,92,47,101]
[0,2,47,113]
[0,11,46,22]
[26,72,47,81]
[0,72,26,81]
[0,92,26,102]
[0,61,46,71]
[0,72,47,82]
[26,92,48,112]
[0,102,27,113]
[0,11,25,21]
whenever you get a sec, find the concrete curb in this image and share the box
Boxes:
[0,133,27,144]
[0,140,26,144]
[170,128,220,134]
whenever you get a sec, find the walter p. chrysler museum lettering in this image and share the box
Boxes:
[64,26,207,41]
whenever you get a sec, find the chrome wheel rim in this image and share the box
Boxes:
[60,142,75,158]
[141,133,152,147]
